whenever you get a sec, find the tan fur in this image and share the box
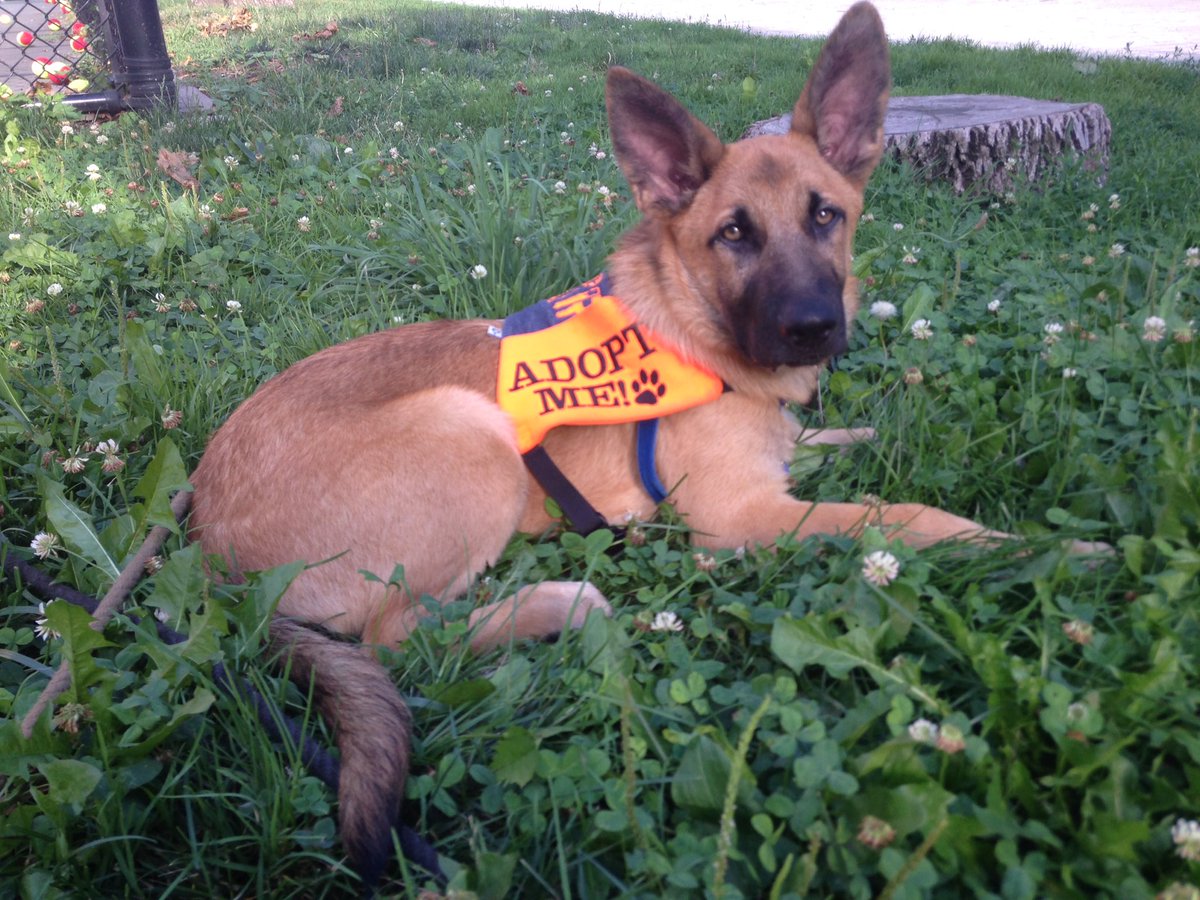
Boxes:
[189,2,1076,882]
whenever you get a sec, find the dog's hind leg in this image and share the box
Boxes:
[466,581,612,653]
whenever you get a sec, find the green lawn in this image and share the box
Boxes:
[1,1,1199,897]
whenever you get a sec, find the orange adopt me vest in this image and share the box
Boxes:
[496,274,725,454]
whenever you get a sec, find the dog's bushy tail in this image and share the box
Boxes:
[269,617,411,886]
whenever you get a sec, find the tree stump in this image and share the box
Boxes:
[744,95,1111,194]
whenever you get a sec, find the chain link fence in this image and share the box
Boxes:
[0,0,175,112]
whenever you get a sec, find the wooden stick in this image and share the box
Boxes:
[20,489,193,738]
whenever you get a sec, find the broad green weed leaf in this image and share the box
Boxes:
[772,617,945,712]
[420,678,496,708]
[125,320,171,405]
[470,850,515,900]
[225,560,305,644]
[491,725,538,787]
[0,357,33,434]
[144,543,206,630]
[44,600,113,699]
[132,437,190,534]
[38,474,119,580]
[901,281,937,330]
[671,734,729,812]
[37,758,102,810]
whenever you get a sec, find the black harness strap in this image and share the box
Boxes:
[522,446,608,535]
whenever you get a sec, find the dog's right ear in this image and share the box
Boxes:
[606,67,725,216]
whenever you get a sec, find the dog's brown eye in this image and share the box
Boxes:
[720,223,743,242]
[814,206,838,227]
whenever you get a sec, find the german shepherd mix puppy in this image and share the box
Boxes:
[190,2,1077,882]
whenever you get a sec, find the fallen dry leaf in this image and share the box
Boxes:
[200,7,257,37]
[413,37,437,47]
[294,21,339,41]
[156,148,199,191]
[223,207,250,222]
[513,81,529,96]
[327,95,344,117]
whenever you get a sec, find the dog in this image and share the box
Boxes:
[189,2,1069,882]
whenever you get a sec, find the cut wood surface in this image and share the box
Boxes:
[745,94,1112,193]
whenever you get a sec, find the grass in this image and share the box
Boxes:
[1,0,1199,897]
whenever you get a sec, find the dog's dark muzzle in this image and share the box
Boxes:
[734,267,848,368]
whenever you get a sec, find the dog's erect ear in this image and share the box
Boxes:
[606,67,726,215]
[790,1,891,187]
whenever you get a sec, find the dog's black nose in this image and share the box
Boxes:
[780,308,840,345]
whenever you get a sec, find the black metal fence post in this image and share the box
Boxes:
[100,0,174,110]
[1,0,176,114]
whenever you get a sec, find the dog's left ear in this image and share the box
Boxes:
[606,67,726,215]
[790,1,891,188]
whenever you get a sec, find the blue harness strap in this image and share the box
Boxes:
[636,418,669,503]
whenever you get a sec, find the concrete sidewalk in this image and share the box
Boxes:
[434,0,1200,60]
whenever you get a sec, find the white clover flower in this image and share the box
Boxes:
[343,147,353,155]
[650,610,684,632]
[470,264,488,280]
[1062,618,1095,645]
[100,442,125,474]
[197,204,213,221]
[1172,818,1200,861]
[1043,322,1065,345]
[95,438,119,456]
[597,185,611,197]
[861,212,875,222]
[64,200,83,216]
[46,283,63,296]
[161,406,183,429]
[34,600,62,641]
[61,123,74,136]
[862,550,900,586]
[1142,315,1167,342]
[86,163,101,181]
[95,134,109,145]
[61,450,89,473]
[935,723,966,754]
[296,215,311,232]
[1174,321,1195,344]
[1185,247,1199,268]
[901,245,921,265]
[1108,193,1120,209]
[31,532,61,560]
[223,155,239,169]
[226,299,243,313]
[869,300,897,320]
[1063,367,1078,378]
[910,318,933,340]
[892,222,904,232]
[553,180,567,194]
[908,718,939,744]
[91,202,106,215]
[1108,242,1126,258]
[8,233,21,241]
[987,298,1002,313]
